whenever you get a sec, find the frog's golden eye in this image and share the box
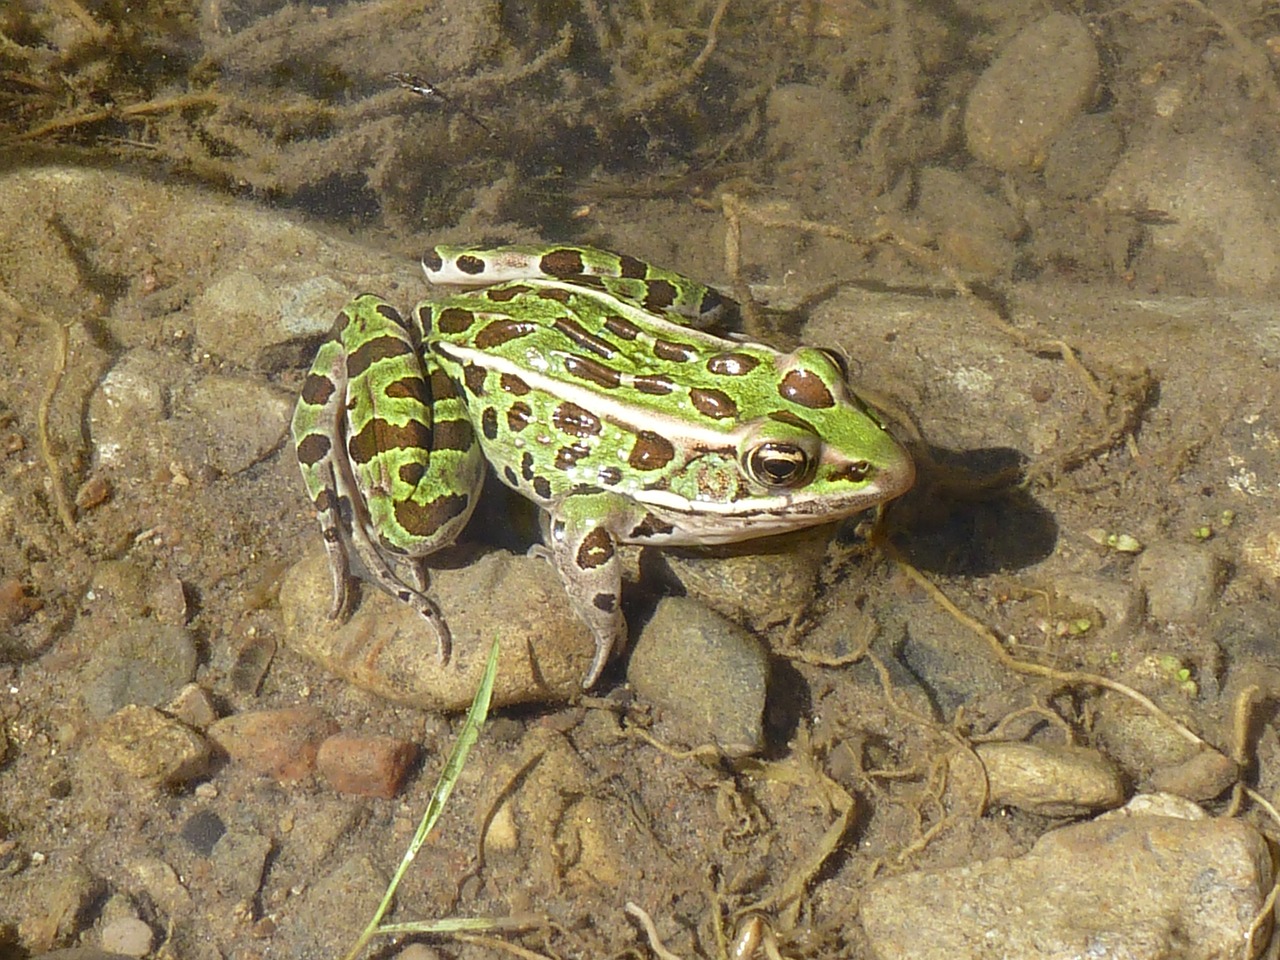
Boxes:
[816,347,850,381]
[745,442,816,489]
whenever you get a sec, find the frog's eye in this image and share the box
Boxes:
[744,441,817,489]
[816,347,850,381]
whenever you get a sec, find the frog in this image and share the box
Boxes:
[291,244,915,688]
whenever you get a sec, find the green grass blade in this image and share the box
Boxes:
[341,637,501,960]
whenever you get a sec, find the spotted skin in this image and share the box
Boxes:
[291,296,484,663]
[293,245,915,688]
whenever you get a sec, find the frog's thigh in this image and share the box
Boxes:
[544,501,635,688]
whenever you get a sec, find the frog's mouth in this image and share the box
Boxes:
[628,452,915,545]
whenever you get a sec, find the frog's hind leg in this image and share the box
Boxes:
[423,244,732,329]
[297,295,483,664]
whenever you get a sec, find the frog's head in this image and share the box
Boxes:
[733,346,915,521]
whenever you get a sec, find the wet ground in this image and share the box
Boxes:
[2,2,1280,959]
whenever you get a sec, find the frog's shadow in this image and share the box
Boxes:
[757,444,1057,751]
[888,443,1057,576]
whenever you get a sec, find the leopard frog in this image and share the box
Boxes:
[291,245,915,688]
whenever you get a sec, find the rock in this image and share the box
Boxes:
[1040,571,1142,648]
[801,288,1072,456]
[976,741,1125,816]
[187,269,350,366]
[1240,517,1280,586]
[964,14,1099,171]
[913,166,1022,279]
[1148,749,1239,803]
[15,862,103,952]
[899,600,1014,716]
[85,560,153,620]
[1106,791,1206,820]
[98,917,153,957]
[860,805,1271,960]
[627,596,769,757]
[207,705,338,781]
[149,576,190,625]
[1092,695,1201,779]
[316,733,418,798]
[164,683,218,730]
[81,620,199,719]
[129,858,192,916]
[229,633,277,696]
[1211,601,1280,670]
[1102,137,1280,295]
[177,374,294,475]
[655,527,828,636]
[766,83,860,166]
[180,810,227,856]
[0,166,422,364]
[1043,113,1124,199]
[1135,543,1223,623]
[96,705,212,790]
[0,578,41,630]
[210,829,272,901]
[395,944,445,960]
[86,349,179,473]
[279,543,594,710]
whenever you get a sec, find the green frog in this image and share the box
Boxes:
[291,245,915,688]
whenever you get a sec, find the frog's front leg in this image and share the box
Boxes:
[293,295,484,663]
[539,497,643,688]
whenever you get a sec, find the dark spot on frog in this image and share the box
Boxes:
[576,528,615,569]
[778,368,834,409]
[507,401,534,433]
[436,306,477,334]
[628,431,675,471]
[394,492,468,538]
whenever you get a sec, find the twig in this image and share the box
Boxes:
[1176,0,1280,110]
[452,932,555,960]
[0,287,78,536]
[893,554,1206,749]
[38,313,77,535]
[619,0,732,115]
[11,91,223,143]
[625,902,685,960]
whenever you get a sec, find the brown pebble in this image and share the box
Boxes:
[75,473,113,510]
[251,915,279,938]
[208,706,338,782]
[0,579,41,628]
[1149,748,1240,802]
[317,733,418,798]
[98,704,213,789]
[151,576,190,624]
[165,682,219,730]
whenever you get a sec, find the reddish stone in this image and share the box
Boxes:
[317,733,418,798]
[208,706,338,782]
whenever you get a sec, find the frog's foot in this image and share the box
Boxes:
[544,516,625,688]
[345,522,452,664]
[311,466,355,622]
